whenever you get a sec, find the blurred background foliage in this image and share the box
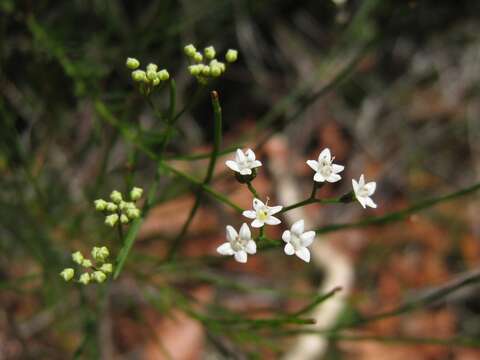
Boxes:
[2,0,480,358]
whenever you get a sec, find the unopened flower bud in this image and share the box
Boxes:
[218,62,226,73]
[146,63,158,72]
[92,271,107,283]
[152,77,160,86]
[126,208,140,219]
[225,49,238,63]
[72,251,84,265]
[92,246,109,262]
[189,65,201,76]
[60,268,75,281]
[147,70,158,81]
[131,70,147,82]
[193,52,203,63]
[79,272,90,285]
[94,199,108,211]
[184,44,196,57]
[100,263,113,274]
[106,202,118,212]
[210,65,222,77]
[157,69,169,81]
[126,57,140,70]
[130,187,143,201]
[120,214,129,224]
[201,65,211,76]
[110,190,123,204]
[204,46,216,60]
[82,259,92,268]
[105,214,119,227]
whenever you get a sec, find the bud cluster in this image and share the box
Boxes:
[125,57,170,95]
[184,44,238,84]
[60,246,113,285]
[94,187,143,227]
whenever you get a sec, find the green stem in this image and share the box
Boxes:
[246,182,260,198]
[166,91,223,259]
[280,196,341,214]
[315,182,480,234]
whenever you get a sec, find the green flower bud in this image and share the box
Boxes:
[157,69,169,81]
[225,49,238,63]
[147,70,158,81]
[131,70,147,82]
[72,251,84,265]
[82,259,92,268]
[100,263,113,274]
[120,214,129,224]
[92,246,109,262]
[105,214,119,227]
[193,52,203,63]
[126,57,140,70]
[79,272,90,285]
[94,199,108,211]
[106,202,118,212]
[184,44,196,57]
[188,65,201,76]
[126,208,140,219]
[218,62,226,73]
[152,77,160,86]
[60,268,75,282]
[130,187,143,201]
[210,65,222,77]
[110,190,123,204]
[92,271,107,283]
[201,65,211,76]
[204,46,216,60]
[146,63,158,72]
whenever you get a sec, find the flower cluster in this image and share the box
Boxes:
[60,246,113,285]
[126,57,170,95]
[184,44,238,84]
[218,147,377,263]
[94,187,143,227]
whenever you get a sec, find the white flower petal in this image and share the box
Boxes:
[240,168,252,175]
[352,179,359,193]
[251,219,264,228]
[365,181,376,195]
[225,160,240,172]
[314,172,326,182]
[242,210,257,219]
[295,247,311,263]
[225,225,238,242]
[359,174,365,186]
[265,216,281,225]
[364,197,377,208]
[306,160,319,172]
[235,149,245,163]
[319,148,331,162]
[245,240,257,254]
[245,148,256,161]
[217,243,234,255]
[253,198,264,211]
[284,243,295,255]
[239,223,251,240]
[326,173,342,183]
[234,251,247,263]
[251,160,262,168]
[268,205,283,215]
[282,230,291,243]
[332,164,344,173]
[300,231,316,247]
[356,196,367,209]
[291,219,304,235]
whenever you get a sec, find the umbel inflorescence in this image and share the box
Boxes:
[218,148,377,263]
[60,246,113,285]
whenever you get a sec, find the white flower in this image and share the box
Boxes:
[217,223,256,263]
[225,149,262,175]
[243,198,283,228]
[352,174,377,209]
[282,219,315,263]
[306,148,344,183]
